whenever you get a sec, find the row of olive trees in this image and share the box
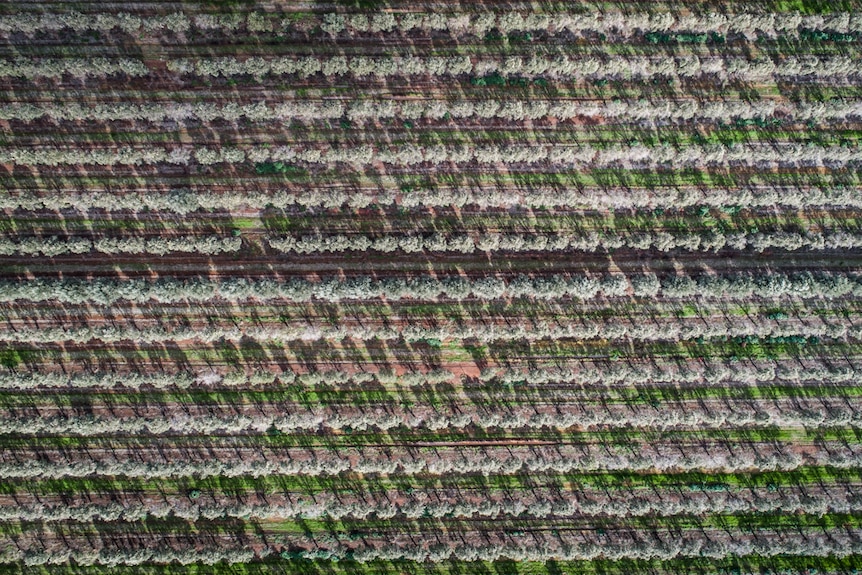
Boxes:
[348,533,862,564]
[3,394,853,437]
[2,47,859,85]
[0,368,451,391]
[0,57,147,79]
[0,308,849,345]
[481,360,859,388]
[14,531,862,567]
[320,11,862,38]
[8,97,856,125]
[10,224,838,256]
[267,230,862,255]
[4,184,859,214]
[1,271,858,305]
[161,54,862,81]
[0,356,854,392]
[2,10,857,39]
[0,11,192,35]
[4,142,860,169]
[12,547,262,568]
[0,235,240,257]
[0,147,189,166]
[1,100,342,123]
[3,481,856,525]
[11,531,859,567]
[2,437,841,480]
[399,184,862,211]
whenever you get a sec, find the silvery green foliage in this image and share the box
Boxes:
[0,236,240,256]
[11,531,862,565]
[2,11,859,39]
[4,474,857,524]
[0,147,188,165]
[1,309,847,345]
[0,368,451,391]
[0,58,147,78]
[4,356,850,392]
[3,437,859,481]
[4,184,860,213]
[1,271,859,306]
[0,99,862,125]
[158,54,862,82]
[4,142,860,171]
[3,393,855,437]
